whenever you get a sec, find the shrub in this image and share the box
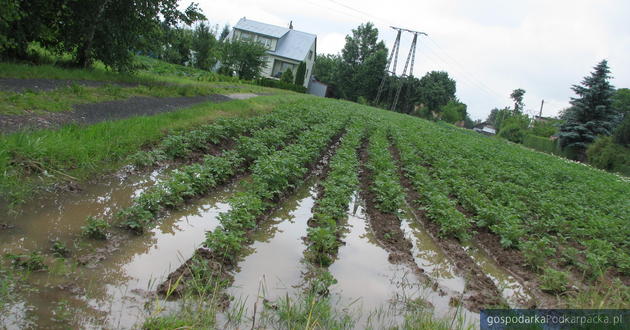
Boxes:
[5,251,47,271]
[586,136,630,176]
[81,216,111,239]
[280,68,294,84]
[613,114,630,146]
[523,135,561,155]
[255,77,306,93]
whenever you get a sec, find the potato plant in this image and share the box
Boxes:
[305,122,365,267]
[204,113,350,264]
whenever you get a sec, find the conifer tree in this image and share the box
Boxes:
[558,60,617,158]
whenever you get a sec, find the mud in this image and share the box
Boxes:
[357,139,420,272]
[474,228,556,308]
[158,129,345,299]
[389,144,506,312]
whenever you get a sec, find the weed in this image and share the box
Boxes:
[5,251,47,271]
[51,240,70,258]
[540,268,569,293]
[81,216,110,239]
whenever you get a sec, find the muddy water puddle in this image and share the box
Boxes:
[223,180,316,323]
[399,208,466,294]
[328,196,478,328]
[1,170,245,329]
[464,245,532,308]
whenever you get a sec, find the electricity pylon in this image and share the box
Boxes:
[374,26,427,112]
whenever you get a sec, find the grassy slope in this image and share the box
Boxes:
[0,58,300,209]
[0,56,275,114]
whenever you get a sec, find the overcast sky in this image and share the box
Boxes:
[195,0,630,120]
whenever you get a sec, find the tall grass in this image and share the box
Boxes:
[0,94,307,209]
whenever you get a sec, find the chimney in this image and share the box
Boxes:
[289,21,293,29]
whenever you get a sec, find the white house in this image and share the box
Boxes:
[229,18,316,88]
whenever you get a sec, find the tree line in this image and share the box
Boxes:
[483,60,629,174]
[313,23,474,127]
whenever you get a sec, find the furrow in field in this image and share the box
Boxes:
[389,134,509,310]
[156,114,349,300]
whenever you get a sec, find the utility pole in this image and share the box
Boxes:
[374,26,427,111]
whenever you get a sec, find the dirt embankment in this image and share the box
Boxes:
[389,144,506,311]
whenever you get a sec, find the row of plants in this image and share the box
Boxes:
[127,114,272,168]
[387,112,630,280]
[203,111,351,265]
[390,130,471,241]
[115,106,330,233]
[305,121,365,267]
[365,127,405,215]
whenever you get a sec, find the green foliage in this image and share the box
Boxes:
[510,88,526,114]
[191,21,218,70]
[440,100,468,124]
[294,61,307,86]
[586,136,630,176]
[366,130,404,214]
[81,216,111,239]
[613,114,630,146]
[497,115,530,143]
[416,71,456,113]
[255,77,307,93]
[540,268,569,293]
[51,240,69,258]
[5,251,47,271]
[558,60,618,157]
[337,22,388,101]
[612,88,630,115]
[523,135,561,155]
[280,67,294,84]
[520,238,556,271]
[530,120,558,137]
[219,40,268,80]
[486,107,512,131]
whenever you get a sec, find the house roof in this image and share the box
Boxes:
[233,18,316,62]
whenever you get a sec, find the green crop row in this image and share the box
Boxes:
[390,131,471,241]
[365,127,404,214]
[204,111,350,265]
[127,115,272,168]
[385,112,630,278]
[305,121,365,267]
[116,107,329,233]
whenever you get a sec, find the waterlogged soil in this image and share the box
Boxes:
[225,181,316,318]
[329,195,479,328]
[0,166,245,328]
[0,94,234,134]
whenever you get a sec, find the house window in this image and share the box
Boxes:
[308,50,313,60]
[272,59,296,78]
[256,36,272,49]
[240,32,253,41]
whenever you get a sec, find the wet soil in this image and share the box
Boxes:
[158,129,345,299]
[357,139,419,271]
[0,78,138,92]
[0,94,233,134]
[474,227,556,308]
[389,145,506,311]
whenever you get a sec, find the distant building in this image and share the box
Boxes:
[307,76,328,97]
[473,122,497,135]
[228,17,317,88]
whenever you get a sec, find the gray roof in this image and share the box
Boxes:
[233,18,316,62]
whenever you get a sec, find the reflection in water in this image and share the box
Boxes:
[227,180,316,321]
[465,245,532,308]
[329,195,478,328]
[399,208,466,293]
[0,170,242,329]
